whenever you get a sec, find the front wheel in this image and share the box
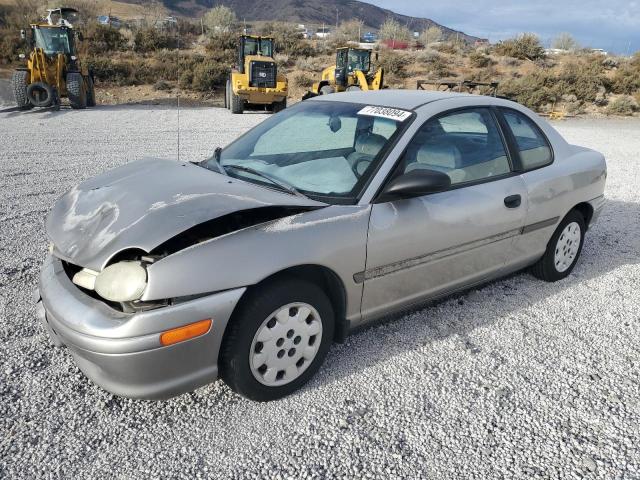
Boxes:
[531,210,586,281]
[230,89,243,114]
[11,70,32,110]
[66,72,87,109]
[220,278,334,401]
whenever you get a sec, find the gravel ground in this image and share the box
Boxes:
[0,106,639,479]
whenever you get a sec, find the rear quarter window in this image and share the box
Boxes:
[501,109,553,170]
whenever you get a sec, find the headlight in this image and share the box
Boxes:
[94,261,147,302]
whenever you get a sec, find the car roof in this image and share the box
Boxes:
[310,90,514,111]
[310,90,466,110]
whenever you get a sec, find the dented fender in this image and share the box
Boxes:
[142,205,372,321]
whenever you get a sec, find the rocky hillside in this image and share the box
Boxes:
[120,0,482,42]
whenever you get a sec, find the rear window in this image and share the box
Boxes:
[501,109,553,170]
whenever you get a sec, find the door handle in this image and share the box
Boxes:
[504,194,522,208]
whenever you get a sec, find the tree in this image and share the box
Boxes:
[333,19,364,44]
[421,26,442,46]
[379,18,411,42]
[203,5,236,34]
[553,33,579,51]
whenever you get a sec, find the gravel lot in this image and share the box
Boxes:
[0,105,639,479]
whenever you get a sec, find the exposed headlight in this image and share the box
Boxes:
[94,261,147,302]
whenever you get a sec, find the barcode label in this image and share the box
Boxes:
[358,106,412,121]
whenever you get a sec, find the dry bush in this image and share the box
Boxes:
[414,50,453,77]
[377,49,410,78]
[295,56,328,71]
[606,96,638,115]
[259,22,314,58]
[292,72,314,88]
[133,27,179,52]
[469,51,493,68]
[494,33,545,61]
[86,24,127,54]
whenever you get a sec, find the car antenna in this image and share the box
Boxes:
[176,23,181,162]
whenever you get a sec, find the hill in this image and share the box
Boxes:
[121,0,483,43]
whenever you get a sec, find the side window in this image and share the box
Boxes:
[400,108,511,186]
[501,109,552,170]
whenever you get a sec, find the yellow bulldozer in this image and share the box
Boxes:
[11,7,95,110]
[303,47,384,99]
[224,35,288,114]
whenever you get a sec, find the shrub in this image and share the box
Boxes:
[606,96,638,115]
[154,79,171,91]
[86,24,126,54]
[609,65,640,94]
[0,28,24,64]
[133,27,178,53]
[190,59,228,91]
[415,50,452,77]
[377,49,410,78]
[202,5,236,34]
[292,72,314,88]
[259,22,313,58]
[469,51,492,68]
[495,33,545,60]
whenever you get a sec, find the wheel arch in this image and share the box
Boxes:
[227,264,349,347]
[571,202,594,229]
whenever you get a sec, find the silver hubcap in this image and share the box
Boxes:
[554,222,581,273]
[249,302,323,386]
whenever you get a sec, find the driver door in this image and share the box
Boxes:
[361,107,528,319]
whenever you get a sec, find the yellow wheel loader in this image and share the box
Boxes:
[225,35,288,114]
[303,47,384,99]
[11,7,95,110]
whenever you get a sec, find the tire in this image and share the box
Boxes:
[85,75,96,107]
[26,82,55,108]
[66,72,87,109]
[272,97,287,113]
[220,278,335,401]
[319,85,335,95]
[230,89,244,114]
[11,70,32,110]
[346,85,361,91]
[531,210,586,282]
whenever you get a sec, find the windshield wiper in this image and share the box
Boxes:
[224,164,308,199]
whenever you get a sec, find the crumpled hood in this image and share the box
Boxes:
[46,158,324,271]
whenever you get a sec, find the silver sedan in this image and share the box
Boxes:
[36,91,607,401]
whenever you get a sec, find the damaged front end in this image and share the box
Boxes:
[45,157,325,311]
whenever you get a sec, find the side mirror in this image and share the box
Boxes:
[378,169,451,201]
[20,29,26,40]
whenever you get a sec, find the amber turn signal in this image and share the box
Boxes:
[160,319,212,346]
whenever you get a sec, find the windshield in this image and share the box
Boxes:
[348,49,370,72]
[244,37,273,57]
[34,27,72,55]
[203,101,411,204]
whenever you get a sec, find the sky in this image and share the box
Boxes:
[367,0,640,55]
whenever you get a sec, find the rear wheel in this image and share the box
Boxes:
[85,75,96,107]
[220,278,334,401]
[346,85,361,91]
[11,70,32,110]
[230,89,244,114]
[531,210,586,281]
[319,85,335,95]
[66,72,87,109]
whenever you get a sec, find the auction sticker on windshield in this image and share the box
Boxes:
[358,106,412,122]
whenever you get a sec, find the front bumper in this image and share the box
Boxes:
[36,254,245,399]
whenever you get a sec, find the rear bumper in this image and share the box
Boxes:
[36,254,245,399]
[236,87,287,104]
